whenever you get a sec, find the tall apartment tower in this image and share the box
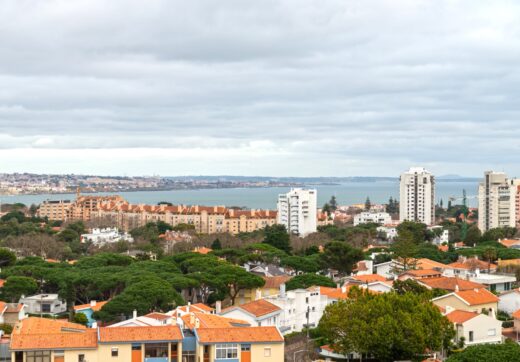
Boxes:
[277,188,317,236]
[399,167,435,225]
[478,171,518,232]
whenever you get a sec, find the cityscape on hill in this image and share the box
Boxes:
[2,0,520,361]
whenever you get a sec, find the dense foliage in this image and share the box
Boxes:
[446,341,520,362]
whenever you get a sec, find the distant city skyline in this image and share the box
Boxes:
[2,1,520,176]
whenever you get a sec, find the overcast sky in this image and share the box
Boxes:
[1,0,520,177]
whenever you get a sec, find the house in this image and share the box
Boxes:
[246,263,290,278]
[10,314,285,362]
[354,260,373,276]
[81,227,133,245]
[445,309,502,346]
[3,303,27,326]
[465,272,516,293]
[445,256,497,277]
[195,326,284,361]
[373,261,393,279]
[418,277,486,293]
[19,294,67,316]
[499,239,520,249]
[74,300,108,327]
[499,289,520,315]
[265,286,329,334]
[109,310,173,327]
[318,345,361,361]
[352,274,387,284]
[431,289,499,315]
[220,299,282,328]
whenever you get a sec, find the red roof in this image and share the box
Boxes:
[196,327,283,343]
[354,274,386,283]
[446,310,478,324]
[99,325,182,342]
[225,299,281,318]
[455,289,499,306]
[419,277,485,292]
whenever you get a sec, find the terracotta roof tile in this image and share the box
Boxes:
[227,299,281,318]
[262,275,292,289]
[182,313,250,329]
[401,269,442,278]
[196,327,283,343]
[420,277,485,292]
[455,289,499,305]
[99,325,182,342]
[446,310,478,324]
[513,309,520,319]
[144,312,171,321]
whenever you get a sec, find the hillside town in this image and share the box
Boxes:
[0,168,517,360]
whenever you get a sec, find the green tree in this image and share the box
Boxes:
[319,292,455,362]
[464,225,482,246]
[392,230,418,271]
[213,265,265,305]
[446,340,520,362]
[281,255,320,273]
[365,197,371,211]
[396,221,429,243]
[0,211,25,223]
[2,276,38,302]
[286,273,336,290]
[211,238,222,250]
[329,196,338,211]
[0,248,16,267]
[263,224,291,253]
[73,312,89,326]
[482,247,497,273]
[319,241,364,274]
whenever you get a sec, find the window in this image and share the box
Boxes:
[41,303,51,313]
[26,351,51,362]
[241,344,251,351]
[488,329,496,336]
[78,354,85,362]
[264,348,272,357]
[469,331,474,342]
[112,347,119,357]
[216,343,238,359]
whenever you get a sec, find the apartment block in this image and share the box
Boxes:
[399,167,435,225]
[277,188,317,236]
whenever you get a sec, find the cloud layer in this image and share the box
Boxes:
[1,0,520,176]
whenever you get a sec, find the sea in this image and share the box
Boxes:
[0,180,479,209]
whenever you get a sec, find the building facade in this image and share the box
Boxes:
[277,188,317,236]
[354,212,391,226]
[399,167,435,225]
[477,171,518,232]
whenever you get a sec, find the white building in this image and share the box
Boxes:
[445,308,502,346]
[219,299,283,330]
[19,294,67,316]
[354,212,391,226]
[81,227,134,245]
[478,171,518,232]
[277,188,317,236]
[399,167,435,225]
[498,289,520,315]
[264,285,328,334]
[376,226,398,240]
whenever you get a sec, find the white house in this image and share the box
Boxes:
[463,271,516,293]
[219,299,282,329]
[354,212,392,226]
[264,286,328,334]
[81,227,133,245]
[19,294,67,316]
[445,308,502,346]
[376,226,398,240]
[499,289,520,315]
[373,261,394,279]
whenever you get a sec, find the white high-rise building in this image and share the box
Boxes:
[478,171,518,232]
[399,167,435,225]
[277,188,317,236]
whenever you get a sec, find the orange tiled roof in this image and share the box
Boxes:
[402,269,442,278]
[415,258,448,270]
[513,309,520,319]
[144,312,170,321]
[11,317,96,351]
[176,303,214,314]
[231,299,281,317]
[500,239,520,248]
[317,286,349,300]
[455,289,499,305]
[74,301,108,312]
[99,325,182,342]
[0,302,6,314]
[262,275,292,289]
[420,277,485,292]
[193,247,212,255]
[182,313,250,329]
[196,326,283,343]
[446,310,478,324]
[448,258,497,271]
[354,274,386,283]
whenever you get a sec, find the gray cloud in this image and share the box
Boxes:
[1,0,520,176]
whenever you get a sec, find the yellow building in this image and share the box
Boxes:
[431,288,499,314]
[235,275,292,306]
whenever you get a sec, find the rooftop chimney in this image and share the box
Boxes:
[187,302,191,313]
[455,285,459,292]
[216,301,222,314]
[132,309,137,319]
[91,322,97,329]
[90,300,97,307]
[255,289,262,301]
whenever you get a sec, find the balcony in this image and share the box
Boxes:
[144,358,168,362]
